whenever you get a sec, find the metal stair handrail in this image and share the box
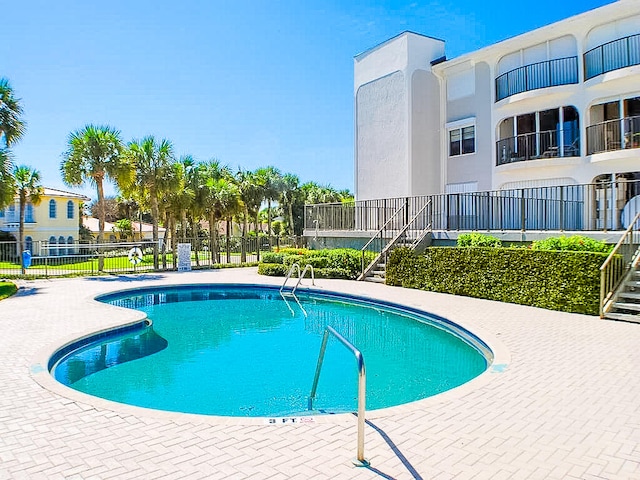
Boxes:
[600,211,640,317]
[358,199,432,281]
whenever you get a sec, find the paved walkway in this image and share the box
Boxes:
[1,268,639,479]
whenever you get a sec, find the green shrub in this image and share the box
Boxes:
[457,233,502,248]
[257,263,288,276]
[530,235,612,253]
[259,248,375,280]
[386,246,616,315]
[261,252,284,264]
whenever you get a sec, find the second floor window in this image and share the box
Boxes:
[67,200,74,219]
[49,199,57,219]
[449,126,475,156]
[25,204,34,223]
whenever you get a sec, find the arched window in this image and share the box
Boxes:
[49,236,57,256]
[67,236,74,255]
[67,200,74,219]
[25,203,35,223]
[49,200,57,219]
[58,236,66,256]
[25,236,33,254]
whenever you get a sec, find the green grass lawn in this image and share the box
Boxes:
[0,282,17,300]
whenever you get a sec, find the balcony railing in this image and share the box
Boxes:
[496,128,580,166]
[584,33,640,81]
[587,115,640,155]
[495,57,578,102]
[305,178,640,233]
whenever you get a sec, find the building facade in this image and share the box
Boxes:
[0,188,90,255]
[354,0,640,228]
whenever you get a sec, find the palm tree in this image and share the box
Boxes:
[0,78,26,148]
[255,166,282,237]
[61,125,129,271]
[125,136,174,269]
[280,173,299,235]
[13,165,43,273]
[0,78,25,210]
[235,169,264,262]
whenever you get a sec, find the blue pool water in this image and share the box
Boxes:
[51,285,490,417]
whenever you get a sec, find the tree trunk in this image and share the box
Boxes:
[288,202,295,237]
[226,217,231,263]
[209,211,216,266]
[241,207,248,263]
[19,193,25,274]
[151,188,159,270]
[162,211,170,270]
[267,199,272,236]
[172,217,178,269]
[96,179,105,271]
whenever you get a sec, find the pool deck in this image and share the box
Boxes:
[2,267,640,479]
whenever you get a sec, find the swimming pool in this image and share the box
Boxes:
[50,285,491,417]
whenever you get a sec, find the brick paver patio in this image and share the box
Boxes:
[1,267,639,479]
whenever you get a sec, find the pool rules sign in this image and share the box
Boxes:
[177,243,192,271]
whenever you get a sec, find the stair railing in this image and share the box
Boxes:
[358,204,406,278]
[358,199,432,281]
[600,211,640,318]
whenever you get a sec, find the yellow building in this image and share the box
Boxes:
[0,188,90,256]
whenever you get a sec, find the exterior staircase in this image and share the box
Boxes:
[604,267,640,323]
[358,200,432,283]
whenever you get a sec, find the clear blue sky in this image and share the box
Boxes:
[3,0,613,201]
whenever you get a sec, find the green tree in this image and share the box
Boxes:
[61,125,129,271]
[13,165,43,273]
[125,136,174,269]
[255,166,282,236]
[280,173,299,235]
[0,78,26,210]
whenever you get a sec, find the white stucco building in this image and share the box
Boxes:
[354,0,640,226]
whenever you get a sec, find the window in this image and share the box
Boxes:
[25,237,33,254]
[0,209,4,218]
[67,200,74,219]
[49,200,57,219]
[49,236,57,256]
[25,204,34,223]
[8,204,15,221]
[59,236,66,256]
[67,236,74,254]
[449,125,475,156]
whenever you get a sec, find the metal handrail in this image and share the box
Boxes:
[359,204,406,277]
[293,264,315,294]
[599,211,640,317]
[308,326,368,467]
[358,199,432,280]
[280,263,302,293]
[584,32,640,80]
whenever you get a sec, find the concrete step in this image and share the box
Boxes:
[372,270,386,276]
[612,302,640,312]
[623,280,640,289]
[604,311,640,323]
[364,276,385,284]
[618,291,640,300]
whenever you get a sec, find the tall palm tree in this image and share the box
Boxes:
[235,169,263,262]
[255,166,282,237]
[61,125,129,271]
[0,78,25,210]
[280,173,299,235]
[13,165,43,273]
[0,78,26,148]
[125,136,174,269]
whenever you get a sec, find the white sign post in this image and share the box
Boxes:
[177,243,192,272]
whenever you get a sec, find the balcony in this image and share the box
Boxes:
[584,33,640,81]
[587,115,640,155]
[495,57,578,102]
[496,128,580,166]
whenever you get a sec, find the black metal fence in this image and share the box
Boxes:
[495,56,578,101]
[305,179,640,234]
[584,33,640,81]
[0,235,305,278]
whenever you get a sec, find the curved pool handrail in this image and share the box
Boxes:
[308,326,369,467]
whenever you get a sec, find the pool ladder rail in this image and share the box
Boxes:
[279,263,315,316]
[308,326,369,467]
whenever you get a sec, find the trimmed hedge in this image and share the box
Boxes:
[530,235,612,253]
[386,247,616,315]
[259,248,374,280]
